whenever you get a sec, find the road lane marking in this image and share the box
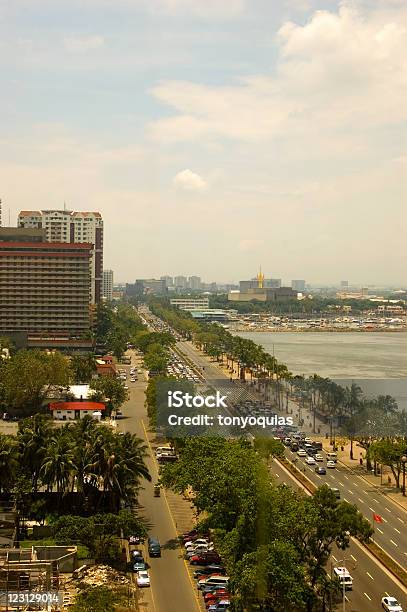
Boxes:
[366,572,373,580]
[332,555,337,562]
[369,507,375,512]
[397,517,404,523]
[344,475,349,480]
[390,540,398,547]
[377,527,384,534]
[358,498,364,503]
[344,498,349,502]
[384,507,391,512]
[351,555,357,562]
[364,593,371,601]
[348,490,354,495]
[394,528,401,534]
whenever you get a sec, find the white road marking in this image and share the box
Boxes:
[344,475,349,480]
[364,593,371,601]
[369,507,375,512]
[372,498,379,503]
[344,497,349,502]
[366,572,373,580]
[384,507,391,512]
[351,555,357,562]
[397,517,404,523]
[348,490,354,495]
[332,555,337,562]
[394,528,401,534]
[390,540,398,547]
[377,527,384,534]
[358,498,364,503]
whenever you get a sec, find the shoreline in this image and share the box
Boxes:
[231,327,407,333]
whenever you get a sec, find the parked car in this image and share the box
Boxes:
[190,552,221,566]
[194,566,225,579]
[136,570,150,587]
[199,576,230,591]
[184,538,209,549]
[208,600,230,611]
[315,466,326,475]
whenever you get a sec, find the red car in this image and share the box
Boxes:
[204,589,230,603]
[190,552,221,565]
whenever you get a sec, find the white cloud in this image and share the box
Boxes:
[173,169,207,191]
[63,35,105,52]
[148,4,407,145]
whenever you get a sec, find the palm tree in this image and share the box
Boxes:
[17,415,52,492]
[0,434,19,492]
[40,429,75,497]
[343,383,363,459]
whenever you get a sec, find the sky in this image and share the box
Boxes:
[0,0,406,285]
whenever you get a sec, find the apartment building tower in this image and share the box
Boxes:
[103,269,114,301]
[0,230,92,337]
[18,209,103,303]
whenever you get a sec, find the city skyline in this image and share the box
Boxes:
[0,0,406,284]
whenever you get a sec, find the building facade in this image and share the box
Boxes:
[170,297,210,311]
[0,238,92,336]
[160,275,174,287]
[18,209,103,303]
[292,280,306,291]
[188,276,202,290]
[103,269,114,301]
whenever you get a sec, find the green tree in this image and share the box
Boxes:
[0,434,19,492]
[70,354,97,384]
[17,414,53,492]
[90,377,127,415]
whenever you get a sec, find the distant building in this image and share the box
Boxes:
[340,280,349,288]
[231,270,297,302]
[292,280,306,291]
[170,297,210,311]
[125,279,167,297]
[103,269,114,301]
[188,276,202,290]
[189,308,237,322]
[18,209,103,304]
[161,275,174,287]
[264,278,282,288]
[174,276,188,289]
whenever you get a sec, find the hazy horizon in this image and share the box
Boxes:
[1,0,406,284]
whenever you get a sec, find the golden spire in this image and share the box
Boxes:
[257,266,264,289]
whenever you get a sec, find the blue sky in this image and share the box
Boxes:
[0,0,406,284]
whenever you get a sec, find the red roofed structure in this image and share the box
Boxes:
[49,401,105,421]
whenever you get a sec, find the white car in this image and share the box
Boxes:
[136,570,150,587]
[381,596,403,612]
[315,454,324,462]
[184,538,208,549]
[297,449,307,457]
[305,456,316,465]
[326,460,336,469]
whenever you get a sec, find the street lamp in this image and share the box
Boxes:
[402,455,407,497]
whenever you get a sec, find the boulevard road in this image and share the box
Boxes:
[116,361,200,612]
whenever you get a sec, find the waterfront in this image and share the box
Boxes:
[235,331,407,409]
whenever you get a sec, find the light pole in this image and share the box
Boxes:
[402,455,407,497]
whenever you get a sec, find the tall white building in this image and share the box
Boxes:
[18,209,103,304]
[188,276,202,290]
[103,269,114,301]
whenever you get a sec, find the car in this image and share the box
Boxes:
[330,488,340,499]
[190,552,221,565]
[204,589,229,603]
[315,454,324,462]
[381,596,403,611]
[136,570,150,587]
[148,536,161,557]
[198,576,230,591]
[305,456,316,465]
[315,466,326,475]
[194,566,225,579]
[132,558,146,572]
[208,600,230,611]
[185,538,209,548]
[326,460,336,469]
[297,449,307,457]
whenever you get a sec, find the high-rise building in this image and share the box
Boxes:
[174,276,188,289]
[125,279,167,297]
[188,276,202,290]
[292,280,306,291]
[18,209,103,304]
[103,269,114,302]
[340,280,349,288]
[160,275,174,287]
[0,230,91,337]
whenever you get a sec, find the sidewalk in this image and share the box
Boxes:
[322,439,407,512]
